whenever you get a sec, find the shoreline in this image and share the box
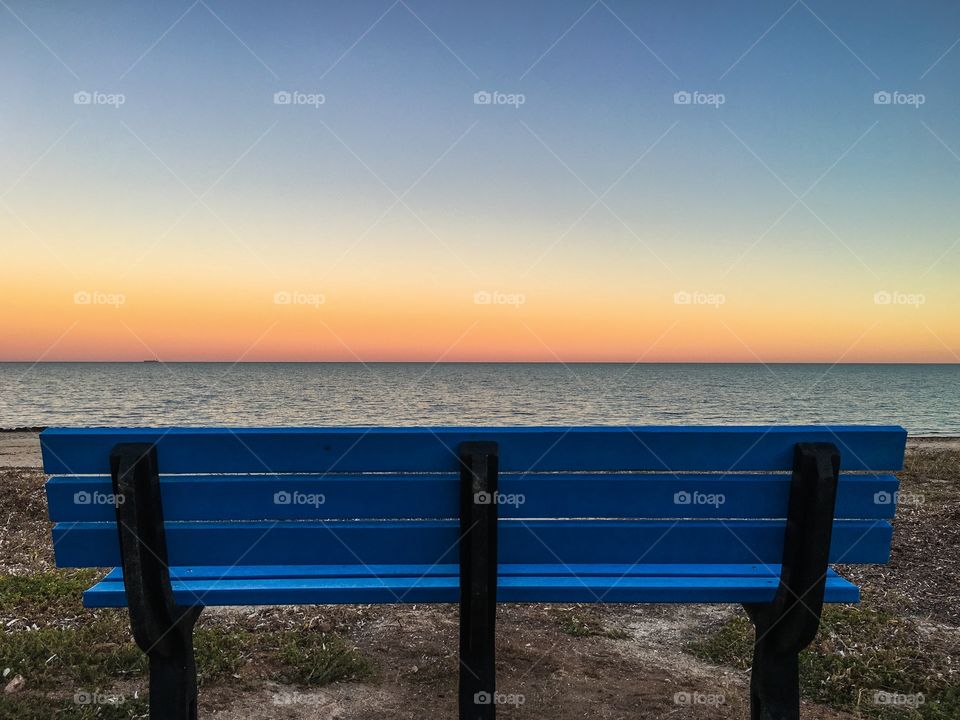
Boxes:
[4,426,959,435]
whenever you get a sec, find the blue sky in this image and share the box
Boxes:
[2,1,959,361]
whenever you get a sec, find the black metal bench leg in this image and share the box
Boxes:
[744,443,841,720]
[747,616,802,720]
[111,443,204,720]
[147,606,202,720]
[458,441,499,720]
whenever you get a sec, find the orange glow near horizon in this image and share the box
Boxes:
[2,269,957,362]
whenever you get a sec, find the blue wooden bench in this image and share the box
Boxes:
[42,425,906,720]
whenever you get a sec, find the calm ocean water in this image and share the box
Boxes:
[0,363,957,435]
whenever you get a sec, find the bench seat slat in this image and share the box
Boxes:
[82,571,860,607]
[98,563,837,581]
[46,473,900,522]
[52,519,892,567]
[40,425,907,474]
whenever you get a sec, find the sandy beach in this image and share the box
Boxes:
[0,430,42,468]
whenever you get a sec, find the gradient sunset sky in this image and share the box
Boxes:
[1,1,958,362]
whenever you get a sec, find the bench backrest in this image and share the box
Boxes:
[44,426,906,569]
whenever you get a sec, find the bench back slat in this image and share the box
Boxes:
[46,472,900,522]
[52,518,892,568]
[41,426,907,474]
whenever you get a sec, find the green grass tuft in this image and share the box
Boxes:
[194,628,251,681]
[0,570,102,619]
[0,694,149,720]
[273,630,374,686]
[0,567,374,718]
[553,609,630,640]
[0,620,145,689]
[690,605,959,719]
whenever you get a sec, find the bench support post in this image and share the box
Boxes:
[743,442,840,720]
[110,443,203,720]
[458,441,499,720]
